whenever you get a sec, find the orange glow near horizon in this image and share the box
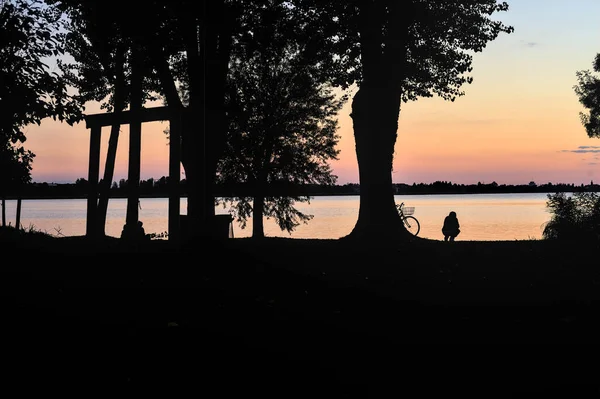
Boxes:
[21,1,600,187]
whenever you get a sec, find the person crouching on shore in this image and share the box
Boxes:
[442,211,460,241]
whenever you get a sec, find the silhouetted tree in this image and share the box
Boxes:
[574,53,600,138]
[109,0,348,239]
[543,192,600,242]
[75,177,88,186]
[0,0,79,177]
[0,141,33,226]
[291,0,513,241]
[121,0,241,238]
[216,2,346,238]
[120,1,357,240]
[1,0,79,227]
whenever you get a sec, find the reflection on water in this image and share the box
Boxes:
[2,198,187,239]
[2,193,554,241]
[394,193,551,241]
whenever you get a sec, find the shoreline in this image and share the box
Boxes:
[0,190,589,201]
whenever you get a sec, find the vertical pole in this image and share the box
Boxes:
[168,110,181,243]
[86,125,102,237]
[15,198,22,230]
[1,198,6,227]
[126,48,142,229]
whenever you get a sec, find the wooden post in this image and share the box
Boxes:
[1,198,5,227]
[84,105,176,240]
[15,198,22,230]
[168,110,181,243]
[86,125,102,237]
[126,49,142,229]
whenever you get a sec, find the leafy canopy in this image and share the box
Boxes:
[0,0,80,145]
[0,141,34,194]
[0,0,80,190]
[574,53,600,138]
[217,0,346,234]
[289,0,514,102]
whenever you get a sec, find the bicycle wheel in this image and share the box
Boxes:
[403,216,420,236]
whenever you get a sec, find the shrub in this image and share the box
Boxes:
[542,192,600,241]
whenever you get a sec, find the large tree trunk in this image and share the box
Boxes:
[204,0,234,237]
[180,0,233,240]
[149,1,235,242]
[344,85,410,242]
[123,46,143,237]
[343,1,415,243]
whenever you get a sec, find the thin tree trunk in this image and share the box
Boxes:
[249,114,276,240]
[252,193,265,238]
[1,198,5,227]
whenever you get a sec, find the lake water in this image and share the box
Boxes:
[1,193,556,241]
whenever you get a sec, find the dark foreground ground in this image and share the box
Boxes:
[1,228,600,396]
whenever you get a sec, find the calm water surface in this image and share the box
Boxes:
[2,193,554,241]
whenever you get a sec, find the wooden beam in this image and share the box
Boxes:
[84,106,173,129]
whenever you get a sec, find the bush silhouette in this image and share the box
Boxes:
[543,192,600,242]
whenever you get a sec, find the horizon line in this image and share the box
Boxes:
[30,180,599,187]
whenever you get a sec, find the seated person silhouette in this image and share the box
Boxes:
[442,211,460,241]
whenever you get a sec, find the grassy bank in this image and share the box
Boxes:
[1,226,599,395]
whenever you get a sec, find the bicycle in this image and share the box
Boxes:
[396,202,420,236]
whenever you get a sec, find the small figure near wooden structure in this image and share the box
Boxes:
[120,220,149,242]
[83,106,182,243]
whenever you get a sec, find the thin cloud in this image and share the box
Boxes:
[520,40,540,48]
[561,145,600,154]
[463,118,505,125]
[410,117,503,127]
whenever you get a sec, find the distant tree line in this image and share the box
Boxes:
[394,181,600,195]
[4,179,600,200]
[3,177,185,199]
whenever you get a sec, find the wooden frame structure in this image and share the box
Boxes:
[83,106,182,242]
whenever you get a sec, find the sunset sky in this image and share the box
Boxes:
[23,0,600,186]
